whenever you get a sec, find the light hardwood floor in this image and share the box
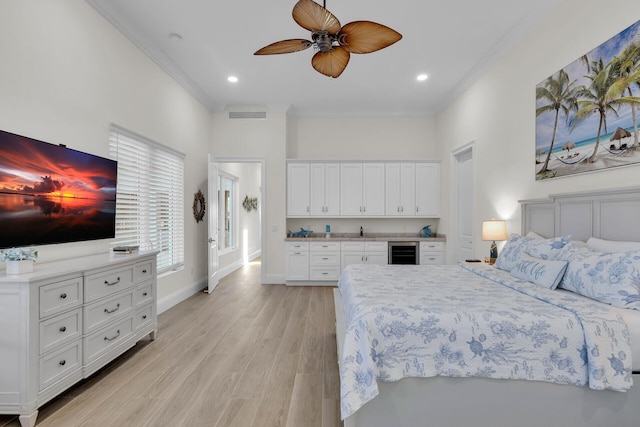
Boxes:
[0,260,342,427]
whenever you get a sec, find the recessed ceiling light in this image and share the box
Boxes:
[417,74,428,82]
[227,76,239,83]
[168,33,183,42]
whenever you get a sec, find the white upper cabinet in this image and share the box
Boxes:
[287,163,310,216]
[416,162,440,217]
[287,160,439,218]
[340,163,385,216]
[309,163,340,216]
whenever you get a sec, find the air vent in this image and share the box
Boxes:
[228,111,267,120]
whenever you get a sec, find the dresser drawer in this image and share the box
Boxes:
[39,340,82,391]
[134,281,154,307]
[420,253,444,265]
[310,241,341,252]
[310,266,341,281]
[365,241,388,252]
[341,241,365,251]
[309,253,340,266]
[84,291,134,334]
[134,304,154,332]
[39,277,83,319]
[85,266,134,303]
[39,308,82,354]
[84,316,134,364]
[134,260,154,282]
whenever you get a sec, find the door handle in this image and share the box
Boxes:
[208,238,216,243]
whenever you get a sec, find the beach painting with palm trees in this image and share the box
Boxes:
[535,19,640,180]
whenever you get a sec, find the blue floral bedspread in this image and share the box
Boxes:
[337,263,633,419]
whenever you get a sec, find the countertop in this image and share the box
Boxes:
[284,232,446,242]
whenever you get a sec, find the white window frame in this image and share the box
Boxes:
[108,124,185,274]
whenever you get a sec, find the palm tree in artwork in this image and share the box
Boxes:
[610,31,640,148]
[570,58,640,163]
[535,70,578,174]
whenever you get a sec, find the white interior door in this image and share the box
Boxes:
[452,144,475,263]
[207,156,219,293]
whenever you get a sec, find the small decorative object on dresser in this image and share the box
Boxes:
[420,225,432,237]
[1,247,38,274]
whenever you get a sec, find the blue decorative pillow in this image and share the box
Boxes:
[523,235,570,260]
[556,241,594,262]
[494,234,524,271]
[510,255,568,290]
[559,250,640,310]
[495,234,570,272]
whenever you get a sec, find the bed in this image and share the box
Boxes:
[334,187,640,427]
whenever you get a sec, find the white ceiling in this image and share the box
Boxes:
[86,0,564,117]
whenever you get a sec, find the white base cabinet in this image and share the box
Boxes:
[340,241,388,270]
[0,251,158,427]
[420,241,445,265]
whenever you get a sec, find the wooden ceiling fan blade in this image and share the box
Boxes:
[293,0,341,33]
[311,47,350,78]
[254,39,313,55]
[340,21,402,54]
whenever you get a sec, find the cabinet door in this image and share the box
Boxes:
[286,251,310,280]
[415,163,440,217]
[385,163,401,215]
[400,163,416,216]
[341,252,365,270]
[324,163,340,216]
[365,252,388,265]
[362,163,385,216]
[287,163,310,216]
[309,163,326,216]
[340,163,363,215]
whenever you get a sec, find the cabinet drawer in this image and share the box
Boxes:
[84,316,134,364]
[84,291,134,334]
[134,304,154,332]
[310,241,341,252]
[310,253,340,266]
[40,308,82,354]
[341,241,365,251]
[85,266,134,303]
[39,277,83,319]
[134,281,154,307]
[39,340,82,391]
[420,253,444,265]
[420,241,444,252]
[310,266,341,281]
[286,241,309,252]
[134,260,154,282]
[365,241,388,252]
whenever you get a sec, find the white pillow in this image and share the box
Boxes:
[586,237,640,253]
[510,254,568,290]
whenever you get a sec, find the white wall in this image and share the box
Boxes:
[436,0,640,260]
[0,2,211,301]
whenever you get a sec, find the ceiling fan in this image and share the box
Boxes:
[254,0,402,78]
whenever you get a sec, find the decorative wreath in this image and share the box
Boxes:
[192,189,206,223]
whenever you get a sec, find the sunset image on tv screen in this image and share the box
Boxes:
[0,129,117,249]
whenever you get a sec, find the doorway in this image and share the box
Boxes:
[451,142,476,263]
[208,157,265,292]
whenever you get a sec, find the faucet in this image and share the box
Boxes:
[360,226,364,237]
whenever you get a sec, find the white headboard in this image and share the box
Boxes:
[520,187,640,242]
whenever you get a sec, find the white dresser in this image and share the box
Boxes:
[0,251,158,427]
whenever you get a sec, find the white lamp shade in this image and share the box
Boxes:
[482,220,508,241]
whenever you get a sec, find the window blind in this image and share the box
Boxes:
[109,125,185,274]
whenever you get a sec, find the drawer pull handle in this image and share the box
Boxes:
[143,292,148,297]
[104,303,121,314]
[142,315,147,320]
[104,277,121,286]
[322,257,329,260]
[104,330,121,342]
[142,269,147,273]
[59,360,66,366]
[60,293,67,299]
[59,326,67,332]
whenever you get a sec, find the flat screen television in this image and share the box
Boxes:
[0,129,117,249]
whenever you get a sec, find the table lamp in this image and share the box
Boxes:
[482,219,507,264]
